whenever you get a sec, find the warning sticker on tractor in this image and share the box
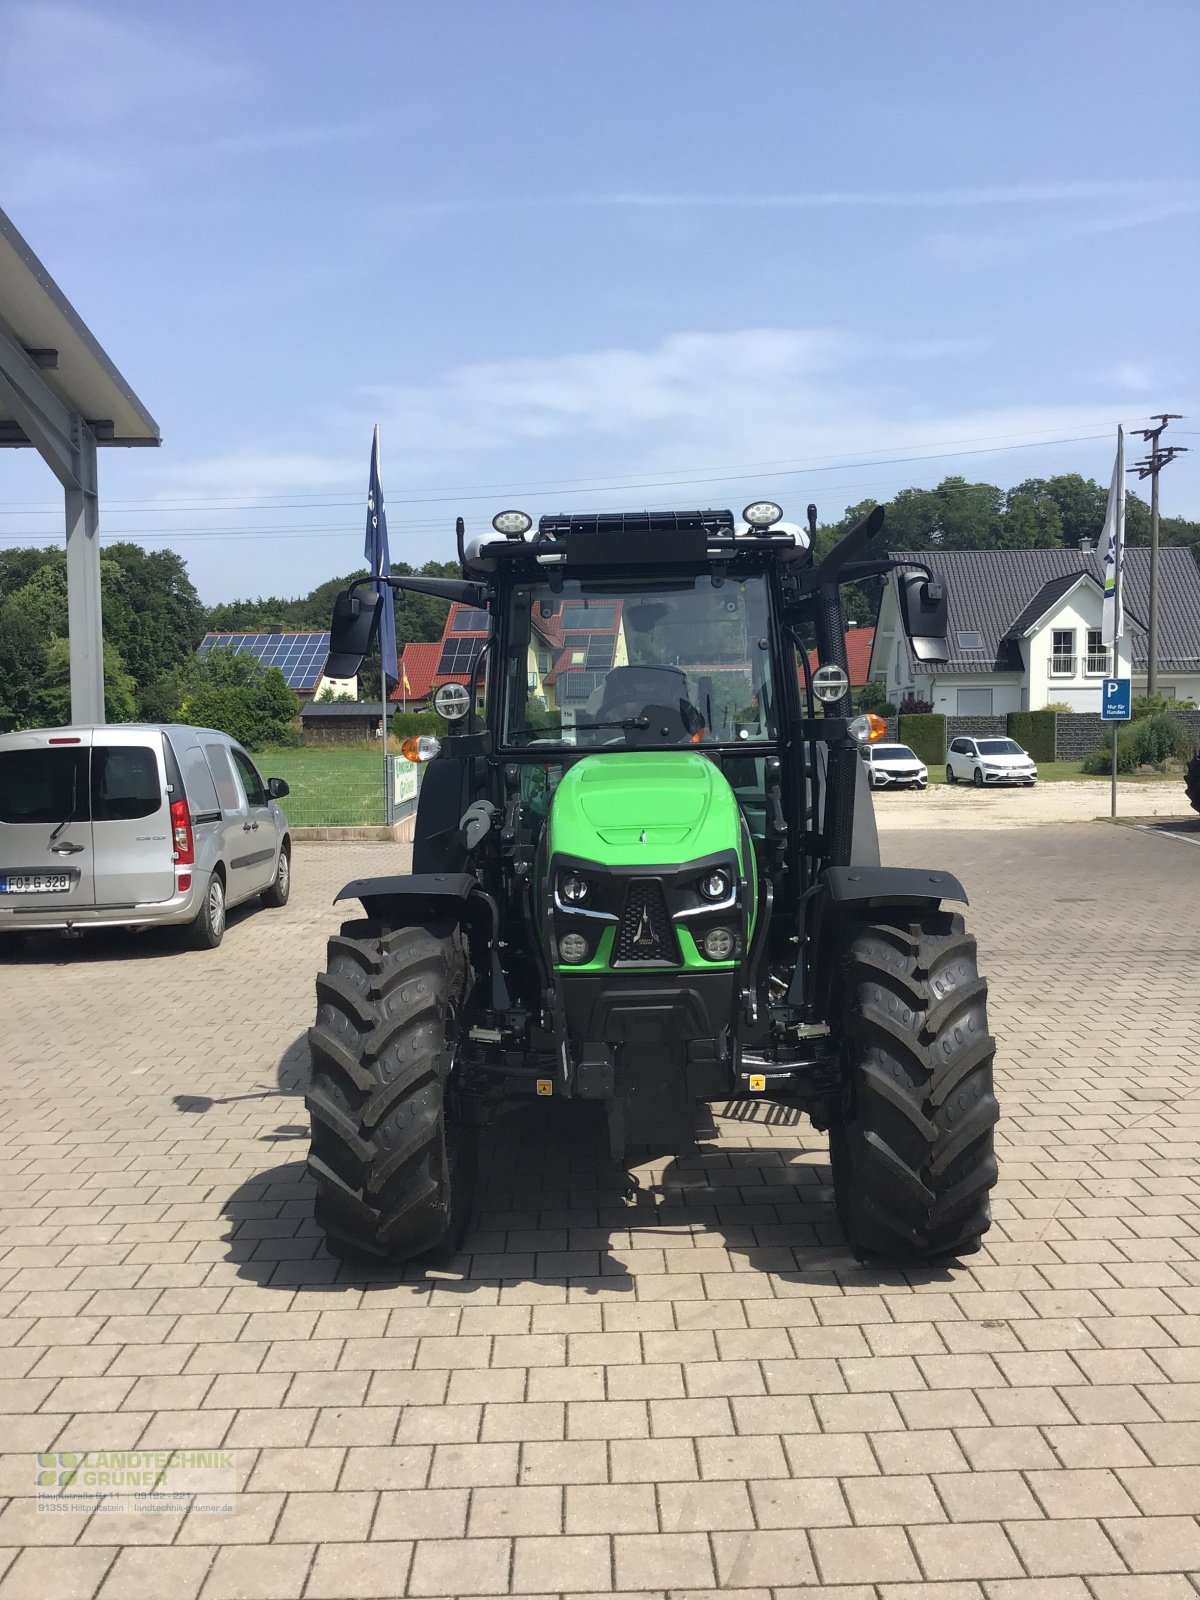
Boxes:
[536,1079,553,1096]
[748,1074,766,1092]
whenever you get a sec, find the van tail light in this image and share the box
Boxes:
[170,798,194,865]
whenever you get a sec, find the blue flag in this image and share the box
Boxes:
[364,425,397,682]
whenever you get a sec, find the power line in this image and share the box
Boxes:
[0,419,1171,517]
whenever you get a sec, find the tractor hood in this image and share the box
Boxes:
[547,751,742,868]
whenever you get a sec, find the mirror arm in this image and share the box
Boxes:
[346,574,491,607]
[809,503,886,585]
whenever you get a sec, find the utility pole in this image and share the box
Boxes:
[1129,414,1187,696]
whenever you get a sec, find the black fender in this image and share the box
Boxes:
[335,872,479,928]
[789,865,967,1012]
[333,872,509,1010]
[822,865,967,907]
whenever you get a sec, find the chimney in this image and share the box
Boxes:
[847,620,858,628]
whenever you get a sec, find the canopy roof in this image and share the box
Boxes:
[0,205,160,448]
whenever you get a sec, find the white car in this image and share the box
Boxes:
[859,742,928,790]
[946,736,1038,787]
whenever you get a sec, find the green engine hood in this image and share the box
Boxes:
[547,751,742,867]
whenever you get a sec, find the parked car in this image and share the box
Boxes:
[859,742,928,790]
[946,736,1038,787]
[0,724,291,951]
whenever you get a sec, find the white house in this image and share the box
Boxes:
[870,547,1200,714]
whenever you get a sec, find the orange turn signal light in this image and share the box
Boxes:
[400,734,442,763]
[865,713,888,742]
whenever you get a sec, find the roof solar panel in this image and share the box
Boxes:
[197,631,330,688]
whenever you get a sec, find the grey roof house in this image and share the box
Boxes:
[870,547,1200,714]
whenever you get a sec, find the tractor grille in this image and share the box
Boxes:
[614,880,678,965]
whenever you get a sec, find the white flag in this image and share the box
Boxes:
[1099,425,1125,647]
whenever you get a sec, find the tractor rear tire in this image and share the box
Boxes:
[306,920,476,1263]
[831,910,998,1261]
[1186,750,1200,816]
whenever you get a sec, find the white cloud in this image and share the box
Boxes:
[386,180,1198,222]
[131,331,1181,542]
[0,2,248,131]
[1109,363,1154,394]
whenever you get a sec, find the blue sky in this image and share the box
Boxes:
[1,0,1197,603]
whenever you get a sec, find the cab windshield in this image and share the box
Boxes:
[502,575,777,748]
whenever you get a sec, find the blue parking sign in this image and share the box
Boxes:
[1102,678,1131,720]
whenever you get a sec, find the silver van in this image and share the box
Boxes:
[0,724,291,950]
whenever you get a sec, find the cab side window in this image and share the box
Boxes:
[181,746,220,817]
[231,748,268,807]
[204,743,242,812]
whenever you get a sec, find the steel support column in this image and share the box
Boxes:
[0,320,106,722]
[65,424,104,723]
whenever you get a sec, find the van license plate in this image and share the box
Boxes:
[0,873,74,894]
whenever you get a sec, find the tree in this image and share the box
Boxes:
[177,648,297,749]
[102,544,205,687]
[0,606,50,731]
[1015,474,1106,548]
[35,639,139,725]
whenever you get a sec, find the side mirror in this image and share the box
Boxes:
[898,571,950,665]
[267,777,290,799]
[327,588,382,676]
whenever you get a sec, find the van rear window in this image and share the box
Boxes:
[0,748,90,825]
[91,746,162,821]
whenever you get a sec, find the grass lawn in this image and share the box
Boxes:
[252,747,389,826]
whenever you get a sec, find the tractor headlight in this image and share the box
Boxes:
[699,869,731,902]
[560,874,591,904]
[701,927,736,960]
[742,500,783,529]
[558,932,589,964]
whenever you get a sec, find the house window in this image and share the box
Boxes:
[956,631,985,651]
[1085,629,1107,674]
[1050,629,1075,676]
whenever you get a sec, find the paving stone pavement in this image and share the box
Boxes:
[0,824,1198,1600]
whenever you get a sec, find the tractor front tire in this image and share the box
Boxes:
[831,911,998,1261]
[306,921,475,1263]
[1186,750,1200,816]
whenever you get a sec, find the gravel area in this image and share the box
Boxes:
[873,777,1192,829]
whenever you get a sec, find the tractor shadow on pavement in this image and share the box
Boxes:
[218,1066,967,1298]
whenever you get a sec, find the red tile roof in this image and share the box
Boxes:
[389,641,448,703]
[807,626,875,688]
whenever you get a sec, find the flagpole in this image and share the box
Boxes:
[1108,427,1125,820]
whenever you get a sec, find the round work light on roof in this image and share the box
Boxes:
[433,683,471,721]
[812,664,851,703]
[492,509,533,538]
[742,500,784,530]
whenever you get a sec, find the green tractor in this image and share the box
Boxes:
[306,501,998,1265]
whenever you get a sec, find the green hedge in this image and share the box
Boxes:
[387,709,444,738]
[898,712,946,764]
[1007,710,1056,763]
